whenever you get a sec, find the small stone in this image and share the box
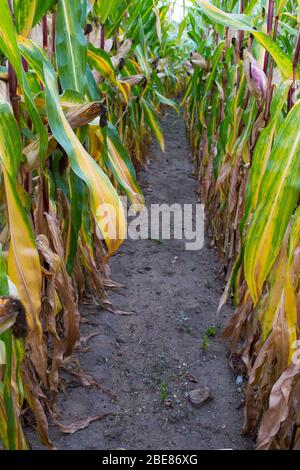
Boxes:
[164,399,173,408]
[236,375,244,385]
[185,373,198,383]
[188,386,212,408]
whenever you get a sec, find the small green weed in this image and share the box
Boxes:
[159,382,169,402]
[202,324,217,350]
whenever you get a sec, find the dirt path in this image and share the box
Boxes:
[28,108,252,450]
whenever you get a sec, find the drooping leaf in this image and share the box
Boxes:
[0,102,42,334]
[106,123,144,207]
[141,97,165,151]
[154,90,179,113]
[244,100,300,304]
[87,43,130,102]
[43,59,126,255]
[243,81,291,228]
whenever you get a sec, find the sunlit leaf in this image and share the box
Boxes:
[244,100,300,304]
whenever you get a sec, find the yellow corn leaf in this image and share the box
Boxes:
[88,44,130,103]
[0,102,42,334]
[43,59,126,255]
[244,100,300,304]
[141,97,165,152]
[105,123,144,207]
[13,0,37,37]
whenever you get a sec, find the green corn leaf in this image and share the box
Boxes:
[17,35,47,85]
[154,90,179,113]
[13,0,37,37]
[0,246,9,298]
[195,0,294,79]
[233,95,258,162]
[93,0,120,23]
[33,0,57,26]
[66,170,84,275]
[0,1,47,165]
[14,0,57,37]
[55,0,87,95]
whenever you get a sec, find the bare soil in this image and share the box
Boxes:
[27,108,253,450]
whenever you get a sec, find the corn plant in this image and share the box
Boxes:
[184,0,300,449]
[0,0,177,450]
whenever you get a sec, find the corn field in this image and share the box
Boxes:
[184,0,300,450]
[0,0,299,452]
